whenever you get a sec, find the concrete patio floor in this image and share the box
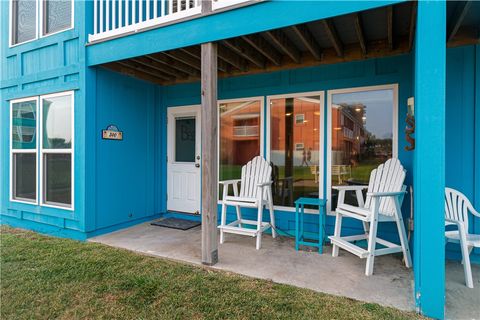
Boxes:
[90,221,480,319]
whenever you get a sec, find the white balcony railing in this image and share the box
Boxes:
[89,0,252,43]
[233,125,259,137]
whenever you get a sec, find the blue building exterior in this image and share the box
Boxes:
[1,0,479,318]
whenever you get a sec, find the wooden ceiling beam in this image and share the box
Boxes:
[291,24,322,60]
[133,56,188,78]
[241,34,282,66]
[217,45,249,71]
[408,2,417,52]
[180,47,230,73]
[222,38,266,68]
[387,6,394,50]
[447,1,472,43]
[105,62,166,84]
[117,60,174,81]
[168,49,201,70]
[322,19,344,57]
[149,52,200,77]
[353,13,367,56]
[263,30,301,63]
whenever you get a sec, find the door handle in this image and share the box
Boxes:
[195,163,200,168]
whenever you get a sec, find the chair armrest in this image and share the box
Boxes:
[467,203,480,218]
[219,179,241,185]
[256,181,273,187]
[367,191,406,197]
[332,185,368,191]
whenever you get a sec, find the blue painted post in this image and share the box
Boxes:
[474,45,480,252]
[413,1,446,318]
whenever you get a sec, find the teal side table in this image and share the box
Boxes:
[294,197,327,254]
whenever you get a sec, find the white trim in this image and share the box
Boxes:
[265,90,325,211]
[39,90,75,211]
[216,96,264,202]
[9,0,74,48]
[326,83,399,214]
[212,0,252,11]
[9,96,39,205]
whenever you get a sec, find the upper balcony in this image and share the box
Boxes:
[89,0,254,42]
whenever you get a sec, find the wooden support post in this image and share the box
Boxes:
[201,41,219,266]
[413,1,446,318]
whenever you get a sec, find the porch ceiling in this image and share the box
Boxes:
[101,1,479,86]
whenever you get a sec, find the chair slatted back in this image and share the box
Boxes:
[445,188,471,230]
[240,156,272,199]
[364,158,406,216]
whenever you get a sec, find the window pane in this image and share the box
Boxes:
[13,153,36,201]
[12,0,36,44]
[219,100,261,183]
[12,100,37,149]
[44,153,71,206]
[42,94,72,149]
[44,0,72,35]
[330,89,394,211]
[175,117,196,162]
[270,96,321,207]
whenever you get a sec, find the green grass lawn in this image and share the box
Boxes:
[0,227,422,320]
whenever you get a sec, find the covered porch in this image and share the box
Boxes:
[85,1,480,318]
[89,221,480,319]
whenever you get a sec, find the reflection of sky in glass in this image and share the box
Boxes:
[333,89,393,139]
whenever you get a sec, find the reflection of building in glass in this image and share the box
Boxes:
[270,96,321,206]
[220,101,261,170]
[12,102,36,150]
[331,103,367,167]
[270,97,320,167]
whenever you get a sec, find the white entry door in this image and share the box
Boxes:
[167,106,201,214]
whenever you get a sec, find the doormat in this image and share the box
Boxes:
[151,218,201,230]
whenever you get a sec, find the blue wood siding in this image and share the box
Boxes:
[0,0,88,239]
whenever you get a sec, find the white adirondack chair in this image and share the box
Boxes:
[329,158,412,276]
[218,156,276,250]
[445,187,480,288]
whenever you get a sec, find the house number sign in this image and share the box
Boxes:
[102,125,123,140]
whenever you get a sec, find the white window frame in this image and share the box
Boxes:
[10,96,39,205]
[295,113,305,124]
[217,96,265,202]
[266,91,325,214]
[39,91,75,210]
[295,143,304,151]
[326,83,399,214]
[9,0,74,47]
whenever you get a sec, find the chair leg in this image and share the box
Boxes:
[220,202,227,244]
[235,206,242,228]
[332,213,343,257]
[365,213,379,276]
[459,228,474,288]
[256,204,263,250]
[393,198,412,268]
[267,187,276,238]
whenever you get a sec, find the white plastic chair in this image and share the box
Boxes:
[329,158,412,276]
[218,156,276,250]
[445,187,480,288]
